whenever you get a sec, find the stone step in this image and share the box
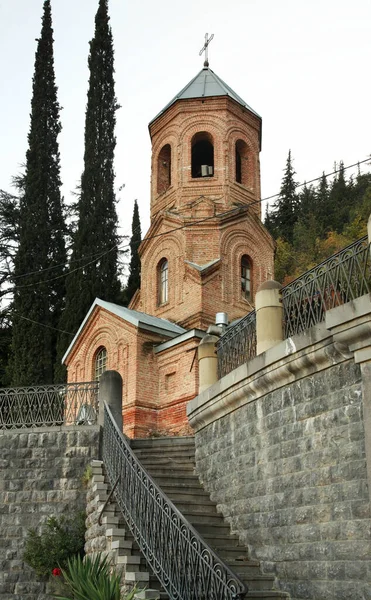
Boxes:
[125,571,150,583]
[186,519,232,536]
[139,458,195,470]
[137,466,196,478]
[131,437,195,450]
[162,488,210,501]
[246,592,290,599]
[235,573,276,590]
[147,474,201,487]
[172,499,218,514]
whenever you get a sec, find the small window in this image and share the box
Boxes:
[235,139,249,185]
[158,259,168,305]
[94,347,107,381]
[157,144,171,194]
[241,255,251,300]
[191,132,214,178]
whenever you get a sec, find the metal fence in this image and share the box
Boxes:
[0,381,99,429]
[217,236,371,378]
[102,403,247,600]
[217,311,256,379]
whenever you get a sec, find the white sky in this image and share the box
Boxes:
[0,0,370,241]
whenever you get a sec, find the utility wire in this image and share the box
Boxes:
[1,156,370,292]
[0,156,369,337]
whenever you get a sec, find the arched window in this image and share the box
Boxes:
[158,258,168,305]
[157,144,171,194]
[241,255,251,300]
[191,132,214,178]
[94,347,107,381]
[235,139,249,185]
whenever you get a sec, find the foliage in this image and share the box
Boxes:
[56,0,121,380]
[54,553,137,600]
[23,513,86,578]
[82,464,93,488]
[266,152,371,284]
[268,150,298,244]
[123,200,142,305]
[9,0,66,386]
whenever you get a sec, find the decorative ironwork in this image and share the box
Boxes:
[282,236,371,337]
[217,311,256,379]
[0,381,99,429]
[102,404,247,600]
[217,236,371,378]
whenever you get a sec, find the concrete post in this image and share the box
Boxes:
[256,280,283,355]
[367,213,371,249]
[98,370,123,430]
[198,328,220,393]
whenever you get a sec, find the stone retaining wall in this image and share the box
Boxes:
[0,426,100,600]
[188,308,371,600]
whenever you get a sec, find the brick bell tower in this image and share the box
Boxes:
[130,55,275,329]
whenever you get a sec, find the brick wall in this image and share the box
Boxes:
[132,94,275,329]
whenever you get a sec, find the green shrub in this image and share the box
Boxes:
[23,512,86,578]
[54,553,137,600]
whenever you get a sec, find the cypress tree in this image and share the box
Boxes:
[56,0,120,379]
[271,150,298,244]
[10,0,66,385]
[123,200,142,306]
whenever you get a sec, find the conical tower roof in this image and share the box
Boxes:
[150,66,260,125]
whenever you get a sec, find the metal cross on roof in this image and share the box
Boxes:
[199,33,214,67]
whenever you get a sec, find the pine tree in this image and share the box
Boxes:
[123,200,142,306]
[328,161,351,232]
[10,0,66,385]
[270,150,298,244]
[56,0,120,380]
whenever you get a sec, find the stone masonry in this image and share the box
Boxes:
[188,303,371,600]
[0,426,100,600]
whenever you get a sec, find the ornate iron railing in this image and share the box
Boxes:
[102,403,247,600]
[217,236,371,378]
[0,381,99,429]
[217,311,256,379]
[282,235,371,337]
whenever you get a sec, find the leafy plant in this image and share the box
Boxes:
[82,464,93,488]
[23,513,86,577]
[54,553,137,600]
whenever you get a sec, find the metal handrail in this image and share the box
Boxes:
[282,235,370,337]
[0,381,99,429]
[216,235,371,378]
[102,403,247,600]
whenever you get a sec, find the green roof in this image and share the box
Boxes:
[150,67,260,125]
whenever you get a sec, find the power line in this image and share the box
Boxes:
[1,156,370,290]
[0,156,369,338]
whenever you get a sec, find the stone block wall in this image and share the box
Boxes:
[0,426,100,600]
[193,360,371,600]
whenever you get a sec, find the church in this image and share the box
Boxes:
[62,54,275,438]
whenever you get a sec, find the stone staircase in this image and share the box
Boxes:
[129,436,290,600]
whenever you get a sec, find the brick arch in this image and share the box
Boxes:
[227,128,259,190]
[84,325,115,381]
[151,132,178,200]
[141,232,185,311]
[221,227,267,304]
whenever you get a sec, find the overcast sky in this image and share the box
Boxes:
[0,0,370,240]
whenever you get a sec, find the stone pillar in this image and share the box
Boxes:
[98,370,123,431]
[367,213,371,249]
[198,326,220,393]
[255,280,283,355]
